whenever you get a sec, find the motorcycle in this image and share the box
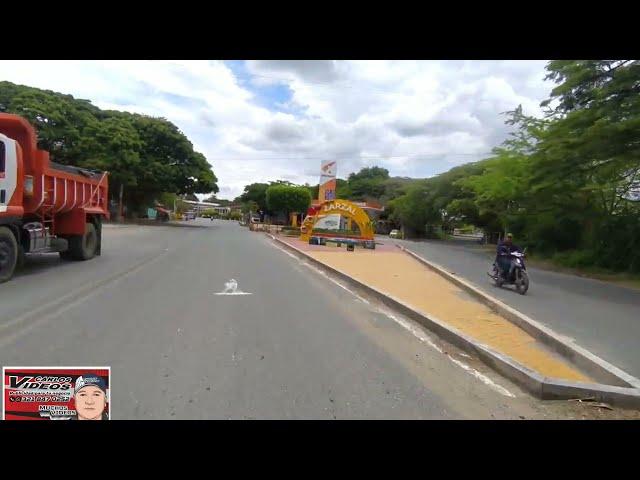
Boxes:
[488,248,529,295]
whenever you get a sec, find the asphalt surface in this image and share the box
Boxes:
[0,219,615,420]
[387,236,640,379]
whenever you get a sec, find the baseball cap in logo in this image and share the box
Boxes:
[74,374,107,395]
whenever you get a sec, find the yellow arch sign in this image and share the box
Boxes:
[300,199,375,242]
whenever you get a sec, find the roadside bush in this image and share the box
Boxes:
[201,208,219,218]
[281,227,300,237]
[552,250,598,269]
[282,226,301,232]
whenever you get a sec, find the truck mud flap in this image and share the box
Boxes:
[95,218,102,256]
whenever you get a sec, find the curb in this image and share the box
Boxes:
[269,234,640,409]
[397,245,640,389]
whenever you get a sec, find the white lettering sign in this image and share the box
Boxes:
[323,202,356,215]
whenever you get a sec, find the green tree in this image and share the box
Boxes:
[347,166,390,200]
[530,60,640,268]
[130,114,217,196]
[533,61,640,215]
[76,115,143,191]
[266,185,312,224]
[228,210,242,221]
[380,177,416,204]
[238,183,270,213]
[240,200,259,215]
[203,195,231,206]
[158,192,178,209]
[388,180,441,236]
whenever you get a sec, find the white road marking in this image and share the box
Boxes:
[384,309,514,396]
[275,246,300,260]
[215,279,252,295]
[447,357,516,397]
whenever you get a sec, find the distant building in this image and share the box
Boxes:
[182,200,230,215]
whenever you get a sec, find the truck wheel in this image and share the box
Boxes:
[68,222,98,261]
[0,226,18,283]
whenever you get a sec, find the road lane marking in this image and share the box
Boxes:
[382,310,515,397]
[0,248,170,344]
[446,357,516,398]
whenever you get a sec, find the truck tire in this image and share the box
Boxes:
[0,226,18,284]
[68,222,98,261]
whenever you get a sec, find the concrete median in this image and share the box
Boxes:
[269,234,640,409]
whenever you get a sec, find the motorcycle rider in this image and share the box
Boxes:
[496,233,522,280]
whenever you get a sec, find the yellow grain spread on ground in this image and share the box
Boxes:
[309,248,590,382]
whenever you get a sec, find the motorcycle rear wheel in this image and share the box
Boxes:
[487,263,504,288]
[491,265,504,288]
[516,271,529,295]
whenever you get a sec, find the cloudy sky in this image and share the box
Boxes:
[0,60,552,199]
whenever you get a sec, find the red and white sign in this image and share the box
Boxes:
[319,160,337,202]
[320,160,337,178]
[3,367,110,420]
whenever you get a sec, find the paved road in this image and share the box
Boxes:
[386,236,640,379]
[0,219,601,419]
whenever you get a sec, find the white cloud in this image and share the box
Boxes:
[0,60,552,199]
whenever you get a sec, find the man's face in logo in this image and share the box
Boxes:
[75,385,106,420]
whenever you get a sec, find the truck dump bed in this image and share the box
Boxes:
[0,114,109,219]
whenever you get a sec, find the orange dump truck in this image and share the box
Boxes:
[0,113,109,283]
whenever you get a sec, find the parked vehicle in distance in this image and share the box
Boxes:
[389,229,402,239]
